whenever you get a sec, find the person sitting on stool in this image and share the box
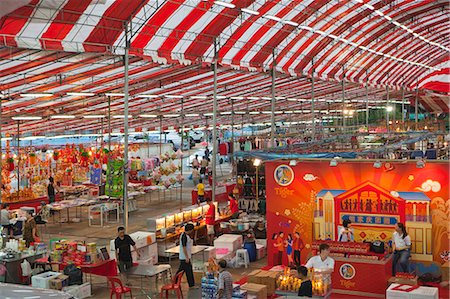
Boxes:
[392,222,411,276]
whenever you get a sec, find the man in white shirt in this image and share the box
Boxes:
[177,223,196,288]
[392,222,411,276]
[305,243,335,274]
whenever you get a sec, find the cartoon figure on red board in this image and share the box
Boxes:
[293,232,305,266]
[285,234,294,266]
[273,232,284,265]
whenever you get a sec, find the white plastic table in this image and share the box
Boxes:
[164,245,209,264]
[128,264,172,298]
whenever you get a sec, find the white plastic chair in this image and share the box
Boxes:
[236,249,250,268]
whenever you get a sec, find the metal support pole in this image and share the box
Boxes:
[270,51,276,147]
[123,23,130,231]
[159,115,162,155]
[386,78,390,133]
[365,72,369,133]
[342,66,346,133]
[212,39,218,201]
[180,98,184,211]
[231,98,235,175]
[100,117,104,149]
[311,58,315,138]
[401,84,405,130]
[17,121,20,202]
[415,81,419,130]
[108,96,111,151]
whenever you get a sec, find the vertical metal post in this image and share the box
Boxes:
[365,72,369,133]
[159,116,162,155]
[401,83,405,130]
[212,38,218,201]
[100,117,104,149]
[17,121,20,202]
[415,80,419,130]
[108,96,111,151]
[386,76,390,133]
[342,66,346,133]
[311,58,315,138]
[180,98,184,211]
[231,98,235,176]
[123,23,130,231]
[270,51,276,147]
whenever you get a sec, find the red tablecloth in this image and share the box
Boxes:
[54,259,118,277]
[191,183,236,205]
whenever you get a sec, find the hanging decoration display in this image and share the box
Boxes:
[105,159,124,198]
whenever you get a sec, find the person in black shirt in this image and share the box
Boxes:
[47,177,59,204]
[297,266,313,297]
[114,227,139,285]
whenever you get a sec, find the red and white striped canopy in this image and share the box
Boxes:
[0,0,448,135]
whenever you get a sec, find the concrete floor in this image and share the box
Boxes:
[36,159,261,298]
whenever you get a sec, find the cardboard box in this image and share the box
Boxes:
[241,283,267,299]
[247,270,262,284]
[255,270,277,295]
[31,271,61,289]
[214,234,243,253]
[49,274,69,290]
[256,244,266,260]
[203,246,216,261]
[193,271,204,284]
[388,276,418,286]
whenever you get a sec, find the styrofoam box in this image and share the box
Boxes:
[255,239,266,247]
[214,234,243,253]
[256,244,266,260]
[63,282,91,299]
[409,286,439,299]
[203,246,216,261]
[32,271,61,289]
[110,231,156,252]
[386,283,411,299]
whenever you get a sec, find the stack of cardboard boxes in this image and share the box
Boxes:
[247,269,280,297]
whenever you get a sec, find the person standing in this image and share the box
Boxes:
[0,204,12,237]
[114,227,139,285]
[226,193,240,219]
[285,234,294,266]
[192,155,199,169]
[200,157,208,178]
[196,179,205,204]
[392,222,411,276]
[205,198,216,245]
[338,219,354,242]
[293,232,305,267]
[177,223,195,288]
[47,177,59,204]
[217,259,233,299]
[192,168,200,187]
[297,266,313,297]
[23,211,38,247]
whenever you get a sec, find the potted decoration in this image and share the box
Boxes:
[29,153,36,165]
[53,151,60,161]
[6,158,14,172]
[71,155,78,164]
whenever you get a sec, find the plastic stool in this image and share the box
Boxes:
[236,249,250,268]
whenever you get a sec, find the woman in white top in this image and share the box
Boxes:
[392,222,411,276]
[338,219,354,242]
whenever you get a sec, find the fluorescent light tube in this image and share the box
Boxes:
[20,93,52,97]
[66,92,95,96]
[12,116,42,120]
[50,115,76,119]
[83,115,106,119]
[105,93,125,96]
[215,1,235,9]
[241,8,259,15]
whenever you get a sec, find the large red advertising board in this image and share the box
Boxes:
[266,160,449,266]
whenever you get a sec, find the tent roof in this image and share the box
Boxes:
[0,0,448,136]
